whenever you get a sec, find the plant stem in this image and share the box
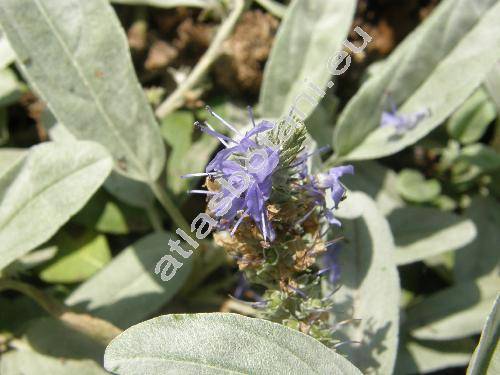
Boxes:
[0,279,122,346]
[149,180,191,234]
[146,203,163,232]
[155,0,246,118]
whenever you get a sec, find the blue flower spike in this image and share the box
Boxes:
[184,107,354,347]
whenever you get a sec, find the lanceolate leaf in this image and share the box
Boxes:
[23,317,105,363]
[259,0,356,119]
[467,296,500,375]
[4,246,57,276]
[447,87,497,144]
[405,275,499,341]
[39,230,111,284]
[389,206,476,265]
[103,172,154,209]
[0,148,26,178]
[395,169,441,203]
[0,33,16,69]
[66,232,192,329]
[396,337,476,374]
[0,349,107,375]
[161,111,196,195]
[0,0,166,182]
[334,192,400,374]
[457,144,500,173]
[485,61,500,111]
[0,68,22,106]
[305,95,338,148]
[160,110,221,195]
[0,141,112,270]
[332,0,500,161]
[454,196,500,281]
[74,191,151,234]
[104,313,362,374]
[44,110,156,209]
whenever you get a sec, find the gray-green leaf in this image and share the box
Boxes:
[0,349,107,375]
[0,33,15,69]
[0,67,22,106]
[396,169,441,203]
[396,337,476,375]
[74,191,151,234]
[3,246,57,276]
[0,141,112,270]
[405,275,499,341]
[457,144,500,173]
[259,0,356,119]
[454,196,500,281]
[467,295,500,375]
[333,192,400,374]
[23,317,105,363]
[103,172,155,209]
[161,110,196,195]
[161,108,222,195]
[305,95,338,148]
[0,148,26,178]
[485,61,500,111]
[389,206,476,265]
[104,313,362,374]
[44,109,156,209]
[66,232,192,329]
[0,0,166,182]
[332,0,500,161]
[447,87,497,144]
[39,230,111,284]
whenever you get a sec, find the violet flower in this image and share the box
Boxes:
[183,107,279,242]
[316,165,354,208]
[380,101,430,135]
[296,161,354,227]
[318,243,342,284]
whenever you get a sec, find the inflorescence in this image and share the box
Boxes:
[183,107,353,346]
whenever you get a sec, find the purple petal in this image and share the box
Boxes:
[321,243,342,284]
[325,210,341,227]
[205,146,239,172]
[197,123,236,144]
[380,111,403,128]
[249,149,279,183]
[328,165,354,179]
[330,183,346,208]
[238,121,275,150]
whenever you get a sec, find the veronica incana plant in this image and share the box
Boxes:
[0,0,499,374]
